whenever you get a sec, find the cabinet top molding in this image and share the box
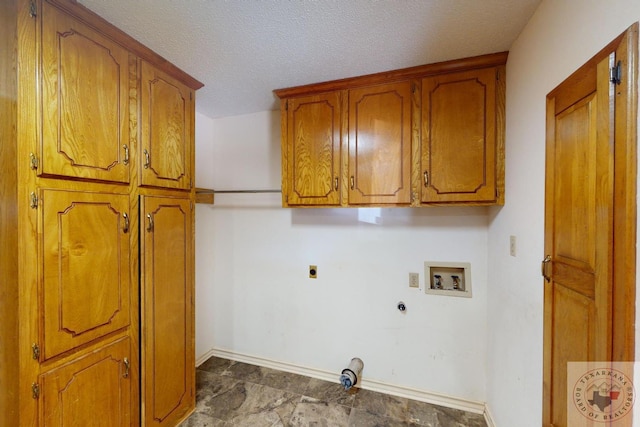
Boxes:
[48,0,204,90]
[274,51,508,98]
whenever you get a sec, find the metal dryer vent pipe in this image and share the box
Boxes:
[340,357,364,391]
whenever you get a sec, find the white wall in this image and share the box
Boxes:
[194,112,216,358]
[194,110,491,402]
[487,1,640,426]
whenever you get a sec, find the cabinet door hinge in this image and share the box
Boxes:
[31,343,40,360]
[31,383,40,399]
[29,0,37,18]
[610,61,622,85]
[29,192,38,209]
[29,153,39,170]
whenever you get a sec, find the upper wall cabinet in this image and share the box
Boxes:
[421,67,504,204]
[348,81,413,205]
[283,92,342,206]
[275,52,507,207]
[140,61,194,190]
[40,2,131,183]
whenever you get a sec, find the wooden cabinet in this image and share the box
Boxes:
[40,1,131,184]
[140,61,194,190]
[40,337,132,427]
[348,81,413,205]
[421,67,504,204]
[141,195,194,427]
[282,92,342,206]
[275,53,506,207]
[40,189,131,360]
[0,1,202,426]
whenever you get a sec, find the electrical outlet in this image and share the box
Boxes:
[409,272,419,288]
[510,235,516,257]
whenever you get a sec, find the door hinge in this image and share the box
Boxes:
[31,383,40,399]
[29,0,37,18]
[29,153,39,170]
[29,192,38,209]
[31,343,40,360]
[610,61,622,85]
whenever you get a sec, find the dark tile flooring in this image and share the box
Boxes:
[180,356,487,427]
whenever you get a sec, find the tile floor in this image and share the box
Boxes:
[181,356,488,427]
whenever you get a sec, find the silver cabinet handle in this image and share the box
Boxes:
[541,255,551,282]
[122,212,129,233]
[143,149,150,169]
[334,177,339,191]
[123,144,129,165]
[146,213,154,232]
[423,171,429,187]
[123,357,130,378]
[350,176,354,190]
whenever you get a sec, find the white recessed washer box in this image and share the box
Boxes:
[424,261,472,298]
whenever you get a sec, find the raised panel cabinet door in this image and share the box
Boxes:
[348,81,412,205]
[40,189,131,360]
[40,337,132,426]
[141,196,194,426]
[421,67,497,203]
[285,92,341,206]
[40,2,131,183]
[140,61,193,190]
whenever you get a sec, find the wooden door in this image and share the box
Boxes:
[40,2,131,183]
[543,26,637,426]
[421,68,497,203]
[284,92,342,206]
[348,81,412,205]
[141,196,194,426]
[40,189,131,360]
[40,337,132,426]
[140,61,193,190]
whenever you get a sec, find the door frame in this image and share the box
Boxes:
[610,23,638,363]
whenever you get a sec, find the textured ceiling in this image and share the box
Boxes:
[77,0,541,119]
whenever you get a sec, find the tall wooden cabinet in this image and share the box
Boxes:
[275,52,506,207]
[141,195,194,427]
[0,0,202,426]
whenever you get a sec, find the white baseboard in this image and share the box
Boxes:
[196,347,487,417]
[483,403,497,427]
